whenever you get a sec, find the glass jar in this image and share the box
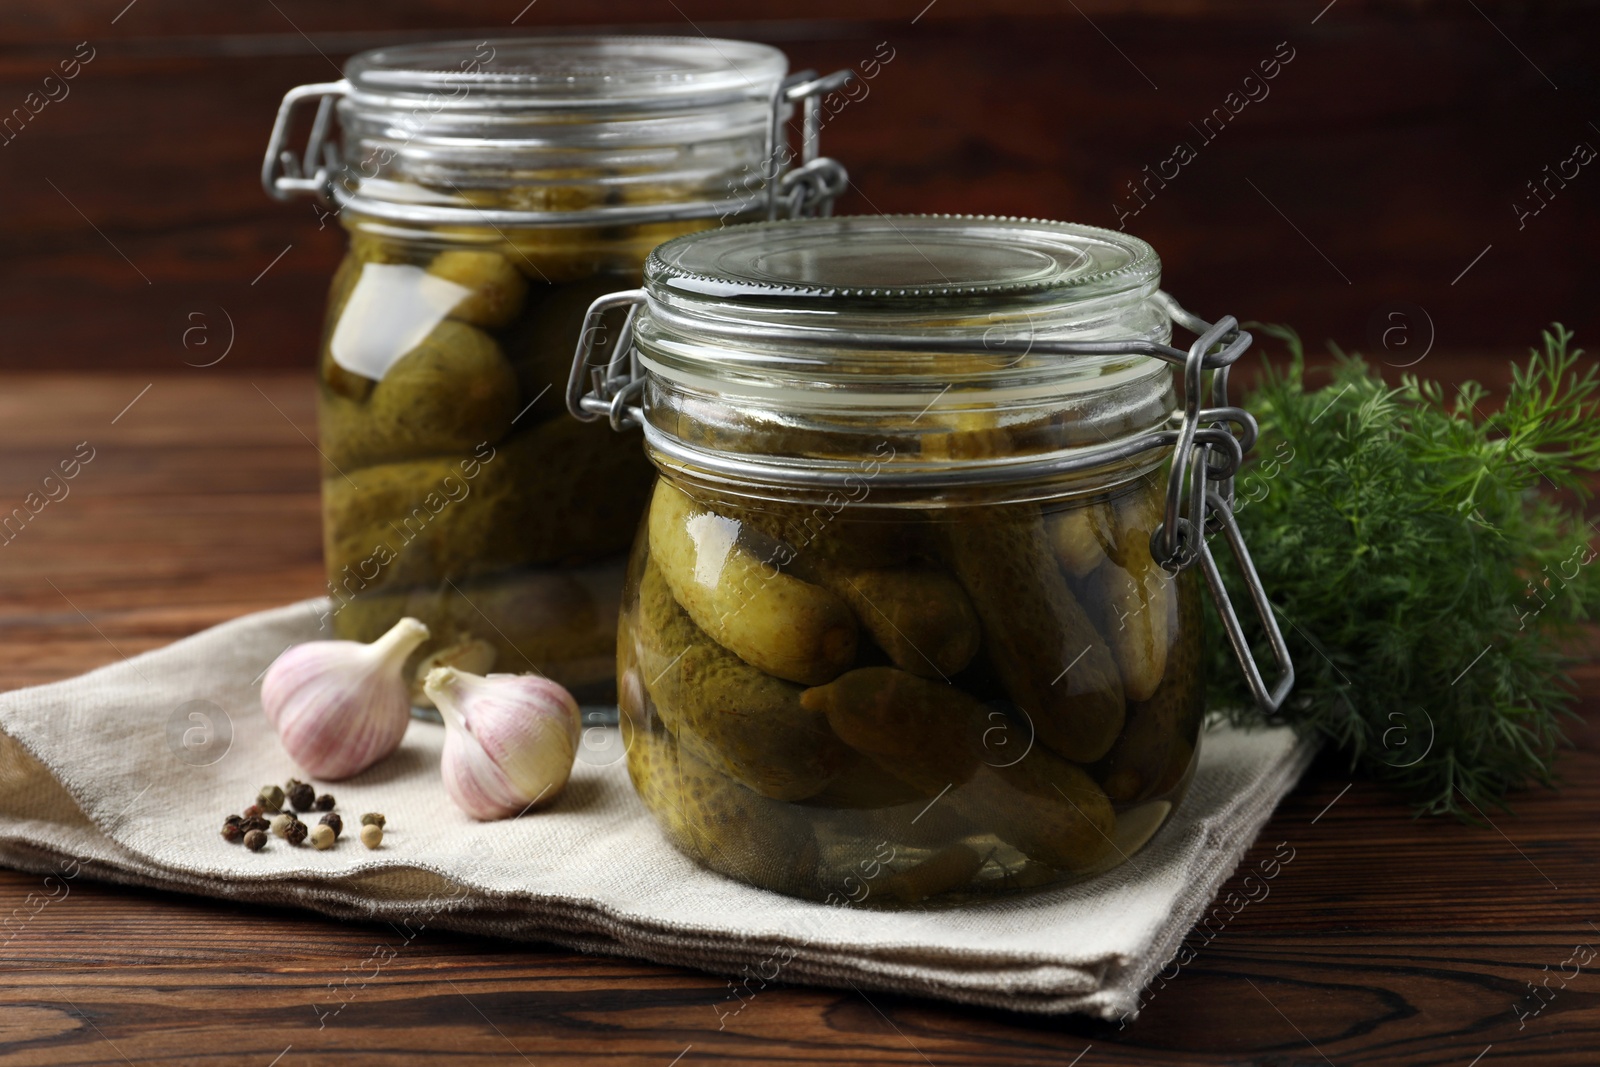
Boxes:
[572,215,1294,904]
[262,37,851,706]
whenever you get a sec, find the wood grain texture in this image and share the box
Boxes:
[0,371,1594,1064]
[0,1,1595,373]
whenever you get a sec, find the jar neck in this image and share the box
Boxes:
[638,291,1177,505]
[331,40,786,228]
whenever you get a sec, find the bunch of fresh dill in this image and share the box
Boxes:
[1207,324,1600,820]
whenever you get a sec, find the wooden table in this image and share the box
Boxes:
[0,373,1594,1066]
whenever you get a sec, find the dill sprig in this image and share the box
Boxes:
[1208,324,1600,820]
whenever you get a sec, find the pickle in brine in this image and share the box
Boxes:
[872,844,986,905]
[635,559,845,801]
[647,480,857,685]
[942,507,1125,763]
[1091,568,1204,802]
[321,319,519,471]
[1046,499,1115,578]
[829,566,981,680]
[961,746,1117,873]
[800,667,983,796]
[1091,484,1177,702]
[627,727,821,897]
[429,249,529,329]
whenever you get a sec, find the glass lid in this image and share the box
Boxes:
[345,36,787,110]
[646,215,1159,305]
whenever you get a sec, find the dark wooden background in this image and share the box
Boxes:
[1,0,1597,375]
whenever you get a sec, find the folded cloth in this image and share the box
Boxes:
[0,600,1314,1019]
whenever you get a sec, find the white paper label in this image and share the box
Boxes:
[329,263,471,382]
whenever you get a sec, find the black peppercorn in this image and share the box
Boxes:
[287,781,316,812]
[243,804,263,820]
[243,829,267,852]
[319,812,343,839]
[241,816,271,834]
[221,815,245,843]
[284,818,308,847]
[314,793,335,812]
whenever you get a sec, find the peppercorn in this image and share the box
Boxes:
[258,785,285,813]
[309,824,335,850]
[314,793,335,812]
[221,815,245,843]
[241,816,271,834]
[244,829,268,852]
[242,804,264,820]
[287,781,316,812]
[359,823,383,849]
[360,813,386,828]
[285,819,308,847]
[270,813,295,838]
[319,813,343,839]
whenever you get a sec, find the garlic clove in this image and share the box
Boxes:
[409,634,497,709]
[425,667,581,821]
[261,616,429,781]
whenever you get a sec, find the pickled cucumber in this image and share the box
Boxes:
[323,452,520,591]
[325,415,650,592]
[1090,571,1203,803]
[1046,499,1114,578]
[800,751,927,809]
[429,249,529,329]
[872,843,986,904]
[627,727,821,897]
[961,747,1117,872]
[800,667,983,796]
[636,558,845,801]
[1088,693,1180,804]
[495,416,654,566]
[1091,486,1177,701]
[827,566,980,679]
[648,480,857,685]
[941,508,1125,763]
[321,319,518,471]
[1090,557,1174,704]
[729,500,924,571]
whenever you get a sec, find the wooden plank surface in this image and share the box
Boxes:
[0,371,1594,1065]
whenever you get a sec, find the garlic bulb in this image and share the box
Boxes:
[261,617,429,780]
[425,667,580,820]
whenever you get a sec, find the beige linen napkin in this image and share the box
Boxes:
[0,600,1314,1020]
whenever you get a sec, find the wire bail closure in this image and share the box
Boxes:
[262,81,346,203]
[567,288,1295,714]
[260,69,853,221]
